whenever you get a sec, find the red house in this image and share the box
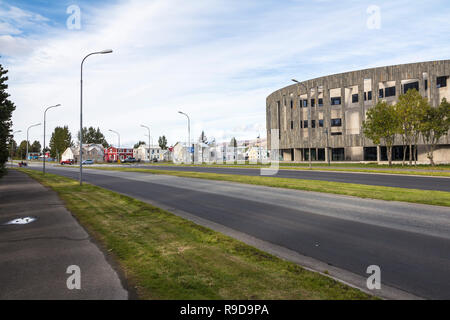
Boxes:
[104,147,133,162]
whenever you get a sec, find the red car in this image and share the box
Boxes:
[60,159,74,165]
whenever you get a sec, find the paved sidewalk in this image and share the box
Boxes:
[0,170,128,299]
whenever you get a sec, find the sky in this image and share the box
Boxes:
[1,0,450,148]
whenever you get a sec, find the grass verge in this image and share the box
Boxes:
[19,168,373,300]
[91,166,450,207]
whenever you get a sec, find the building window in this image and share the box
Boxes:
[311,120,316,128]
[425,79,428,90]
[319,119,324,127]
[437,76,447,88]
[290,100,293,109]
[302,100,308,107]
[403,81,419,94]
[318,98,323,106]
[331,132,342,136]
[303,120,308,128]
[352,93,359,103]
[331,118,342,127]
[291,121,294,130]
[311,99,315,107]
[379,89,384,98]
[385,86,396,97]
[368,91,372,100]
[331,97,341,105]
[332,148,345,161]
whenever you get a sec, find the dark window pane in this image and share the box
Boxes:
[311,120,316,128]
[368,91,372,100]
[331,97,341,105]
[437,76,447,88]
[291,121,294,130]
[379,89,384,98]
[331,118,342,127]
[331,132,342,136]
[403,81,419,94]
[352,93,359,103]
[319,119,324,127]
[385,86,396,97]
[303,120,308,128]
[311,99,315,107]
[318,98,323,106]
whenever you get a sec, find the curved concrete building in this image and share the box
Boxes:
[266,60,450,163]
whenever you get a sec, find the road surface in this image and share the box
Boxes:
[27,165,450,299]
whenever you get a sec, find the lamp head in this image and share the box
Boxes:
[291,79,299,83]
[100,49,113,54]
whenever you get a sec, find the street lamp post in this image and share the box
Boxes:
[140,125,151,162]
[178,111,192,164]
[109,129,120,148]
[26,123,41,163]
[325,127,330,166]
[80,49,113,186]
[43,104,61,174]
[292,79,312,169]
[11,130,22,167]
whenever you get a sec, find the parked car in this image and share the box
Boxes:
[152,157,158,163]
[122,157,137,163]
[60,159,74,165]
[82,159,94,165]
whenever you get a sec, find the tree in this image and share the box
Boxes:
[17,140,28,159]
[199,131,208,144]
[78,126,109,148]
[50,126,73,159]
[0,63,16,172]
[230,137,237,148]
[30,140,41,153]
[363,101,400,166]
[395,89,426,165]
[419,98,450,165]
[134,141,146,149]
[158,136,168,150]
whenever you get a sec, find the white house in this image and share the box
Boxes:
[133,144,164,162]
[61,144,104,163]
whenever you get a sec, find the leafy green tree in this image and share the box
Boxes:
[419,98,450,165]
[50,126,73,159]
[30,140,41,153]
[395,89,427,165]
[363,101,400,166]
[0,64,16,172]
[134,141,146,149]
[17,140,28,159]
[78,126,109,148]
[158,136,168,150]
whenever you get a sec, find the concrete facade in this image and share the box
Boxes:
[266,60,450,163]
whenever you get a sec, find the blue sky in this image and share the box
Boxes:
[2,0,450,147]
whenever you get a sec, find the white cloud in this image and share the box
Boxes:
[3,0,450,148]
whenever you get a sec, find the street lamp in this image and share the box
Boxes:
[178,110,192,164]
[43,104,61,174]
[140,125,151,162]
[108,129,120,148]
[80,49,113,186]
[292,79,312,169]
[26,123,41,163]
[11,130,22,167]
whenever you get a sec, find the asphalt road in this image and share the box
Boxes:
[32,165,450,299]
[131,165,450,192]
